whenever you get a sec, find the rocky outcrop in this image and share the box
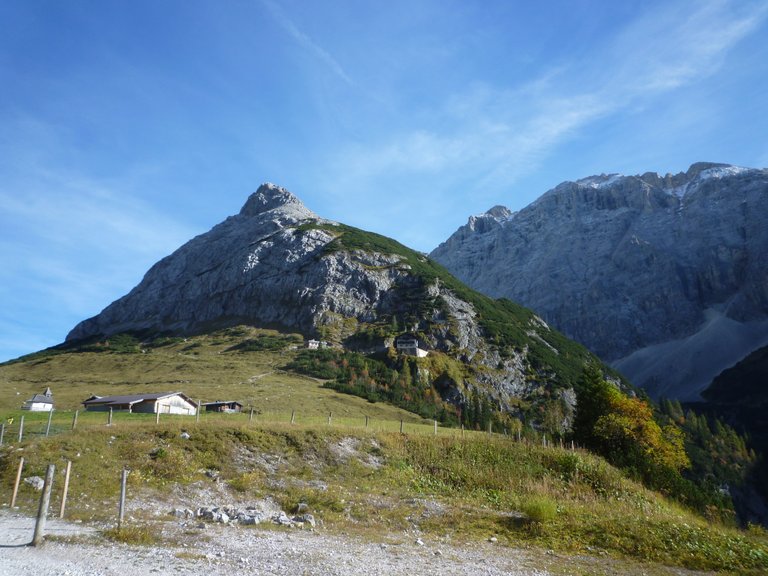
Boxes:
[431,163,768,400]
[69,184,422,342]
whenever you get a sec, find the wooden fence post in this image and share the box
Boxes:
[10,457,24,507]
[291,410,296,424]
[45,409,54,437]
[249,408,254,422]
[487,420,492,436]
[118,468,129,531]
[196,401,201,423]
[31,464,55,546]
[399,419,403,434]
[108,407,113,426]
[327,412,332,426]
[72,410,79,430]
[18,415,25,442]
[434,420,437,435]
[461,424,464,438]
[155,409,160,425]
[0,423,5,446]
[365,415,369,429]
[60,460,72,518]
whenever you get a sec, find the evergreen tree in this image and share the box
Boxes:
[572,362,612,447]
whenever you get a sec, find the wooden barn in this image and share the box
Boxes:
[202,400,244,413]
[82,392,197,415]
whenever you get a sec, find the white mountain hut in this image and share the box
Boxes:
[394,334,429,358]
[22,387,54,412]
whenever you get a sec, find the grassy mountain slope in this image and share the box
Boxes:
[1,418,766,574]
[0,326,425,423]
[2,326,767,572]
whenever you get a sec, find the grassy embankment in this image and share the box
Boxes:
[1,418,767,575]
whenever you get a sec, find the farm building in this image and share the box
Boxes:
[82,392,197,415]
[22,387,54,412]
[202,400,243,413]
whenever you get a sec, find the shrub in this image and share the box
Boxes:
[522,496,557,524]
[103,524,159,545]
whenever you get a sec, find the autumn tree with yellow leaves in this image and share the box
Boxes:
[573,363,689,489]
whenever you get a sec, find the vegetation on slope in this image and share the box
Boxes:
[573,364,758,525]
[699,344,768,517]
[298,221,615,390]
[287,347,514,432]
[2,324,756,527]
[0,420,766,573]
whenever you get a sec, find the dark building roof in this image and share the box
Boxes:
[82,392,193,406]
[26,387,54,404]
[202,400,243,407]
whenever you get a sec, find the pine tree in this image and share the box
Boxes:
[572,363,612,447]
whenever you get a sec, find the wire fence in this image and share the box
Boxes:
[0,406,571,449]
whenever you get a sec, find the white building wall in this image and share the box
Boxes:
[22,402,53,412]
[157,396,197,415]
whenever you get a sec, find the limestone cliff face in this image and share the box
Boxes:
[68,183,601,411]
[431,163,768,400]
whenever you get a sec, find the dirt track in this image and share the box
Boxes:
[0,508,553,576]
[1,508,717,576]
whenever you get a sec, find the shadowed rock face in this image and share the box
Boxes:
[431,163,768,400]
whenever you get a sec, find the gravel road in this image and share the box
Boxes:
[1,509,716,576]
[0,509,552,576]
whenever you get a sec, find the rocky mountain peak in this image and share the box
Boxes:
[239,183,315,219]
[486,205,513,220]
[684,161,732,179]
[465,205,514,234]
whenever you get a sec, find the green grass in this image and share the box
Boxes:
[103,524,161,545]
[2,324,768,573]
[0,327,429,423]
[1,419,766,574]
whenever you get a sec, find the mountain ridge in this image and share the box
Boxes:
[65,183,611,420]
[431,162,768,400]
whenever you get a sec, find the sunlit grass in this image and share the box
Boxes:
[1,421,766,572]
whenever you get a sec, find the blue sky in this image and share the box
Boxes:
[1,0,767,362]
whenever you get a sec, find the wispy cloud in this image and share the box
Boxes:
[609,0,768,93]
[327,0,767,193]
[260,0,354,86]
[0,173,193,262]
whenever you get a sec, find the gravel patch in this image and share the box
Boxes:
[0,509,550,576]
